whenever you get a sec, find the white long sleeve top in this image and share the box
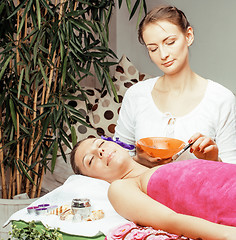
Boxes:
[114,77,236,163]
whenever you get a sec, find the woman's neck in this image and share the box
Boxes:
[159,66,200,95]
[121,161,149,180]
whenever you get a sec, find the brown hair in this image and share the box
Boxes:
[138,5,191,45]
[70,137,96,175]
[70,141,82,174]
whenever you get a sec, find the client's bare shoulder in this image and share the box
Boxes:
[108,165,161,197]
[139,166,161,194]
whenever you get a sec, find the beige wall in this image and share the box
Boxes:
[112,0,236,93]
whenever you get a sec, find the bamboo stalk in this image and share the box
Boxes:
[19,95,28,189]
[16,113,20,195]
[33,0,63,198]
[12,167,16,197]
[30,133,41,198]
[45,49,56,102]
[15,0,21,197]
[26,81,38,196]
[37,165,44,198]
[19,13,29,191]
[36,51,56,197]
[0,108,7,199]
[8,171,13,199]
[25,130,35,195]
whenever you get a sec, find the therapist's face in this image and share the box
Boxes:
[74,138,132,183]
[143,20,193,76]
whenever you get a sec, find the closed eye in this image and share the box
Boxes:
[148,47,158,53]
[99,141,104,147]
[166,40,175,45]
[89,156,94,166]
[151,48,158,52]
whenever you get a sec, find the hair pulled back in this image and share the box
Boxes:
[70,137,96,175]
[138,5,191,45]
[70,141,83,174]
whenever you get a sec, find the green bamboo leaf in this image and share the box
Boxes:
[55,106,63,124]
[136,0,144,28]
[9,98,17,131]
[64,104,85,116]
[71,116,91,128]
[0,139,17,149]
[67,72,81,88]
[66,9,87,17]
[69,40,83,55]
[62,55,68,86]
[60,40,65,61]
[58,30,65,60]
[58,142,67,161]
[0,2,5,15]
[93,62,103,86]
[126,0,132,13]
[28,30,39,48]
[105,70,118,102]
[68,55,91,76]
[58,131,71,149]
[0,90,6,107]
[36,0,41,29]
[0,45,14,55]
[143,0,147,14]
[69,18,91,33]
[40,114,51,142]
[94,22,105,44]
[39,45,49,54]
[51,140,58,172]
[62,110,71,129]
[129,0,140,20]
[38,58,50,87]
[12,94,34,112]
[40,0,54,16]
[17,0,33,36]
[20,43,31,62]
[32,110,49,123]
[33,44,38,67]
[100,61,118,67]
[0,54,14,81]
[68,55,82,78]
[7,0,27,19]
[61,94,84,100]
[105,2,113,23]
[40,139,55,168]
[19,124,31,136]
[38,103,57,108]
[71,126,77,146]
[25,66,30,94]
[15,98,34,112]
[17,69,24,99]
[17,48,28,65]
[18,160,36,186]
[30,7,37,29]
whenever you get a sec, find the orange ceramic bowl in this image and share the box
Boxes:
[136,137,185,159]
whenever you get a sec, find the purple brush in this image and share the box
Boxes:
[101,136,135,150]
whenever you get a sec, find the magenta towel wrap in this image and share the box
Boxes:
[147,159,236,226]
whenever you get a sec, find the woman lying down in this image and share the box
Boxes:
[70,137,236,240]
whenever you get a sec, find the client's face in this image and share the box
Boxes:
[74,138,132,182]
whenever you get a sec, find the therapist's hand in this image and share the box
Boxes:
[188,132,220,161]
[133,145,173,168]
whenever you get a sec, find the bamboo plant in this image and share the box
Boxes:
[0,0,147,199]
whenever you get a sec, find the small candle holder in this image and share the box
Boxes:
[71,198,91,221]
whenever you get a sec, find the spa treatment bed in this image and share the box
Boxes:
[5,174,195,240]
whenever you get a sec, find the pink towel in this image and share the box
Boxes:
[147,159,236,227]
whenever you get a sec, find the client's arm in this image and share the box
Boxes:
[108,179,236,240]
